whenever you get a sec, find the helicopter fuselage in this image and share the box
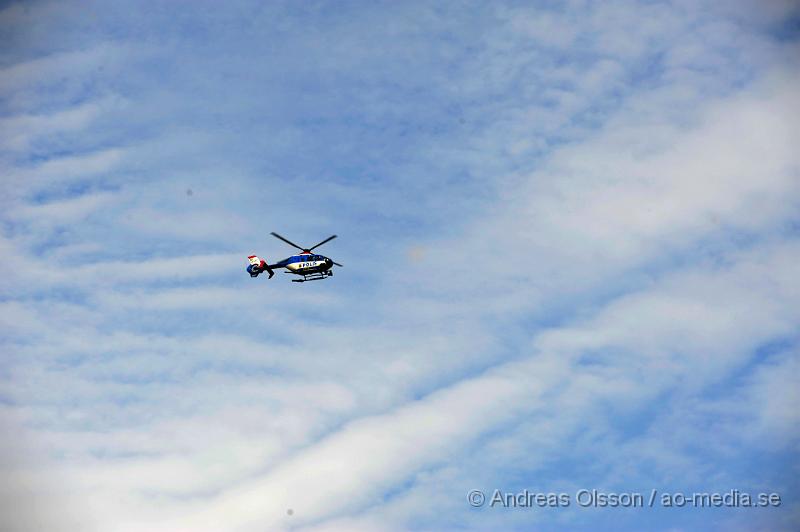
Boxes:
[247,252,333,281]
[276,253,333,275]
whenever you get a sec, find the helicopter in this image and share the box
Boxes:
[247,232,342,283]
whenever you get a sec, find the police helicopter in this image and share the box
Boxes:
[247,232,342,283]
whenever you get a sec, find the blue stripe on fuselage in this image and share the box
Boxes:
[273,255,327,267]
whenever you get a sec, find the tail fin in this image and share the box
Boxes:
[247,255,274,278]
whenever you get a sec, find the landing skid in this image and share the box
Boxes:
[291,271,333,283]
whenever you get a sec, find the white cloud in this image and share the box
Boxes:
[10,190,121,223]
[1,1,798,531]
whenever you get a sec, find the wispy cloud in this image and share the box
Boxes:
[1,1,798,531]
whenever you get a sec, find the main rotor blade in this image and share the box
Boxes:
[308,234,337,251]
[331,260,343,267]
[270,232,305,251]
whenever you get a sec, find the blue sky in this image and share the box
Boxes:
[1,1,799,530]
